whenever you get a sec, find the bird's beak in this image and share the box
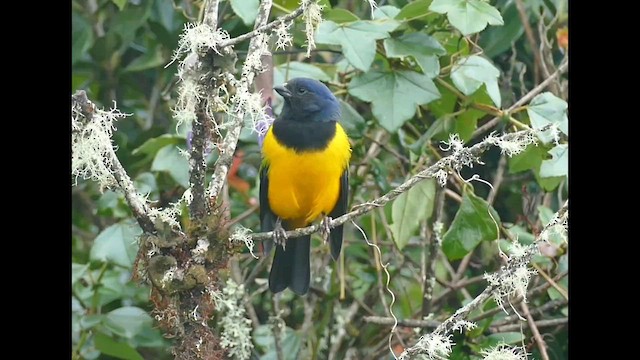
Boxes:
[274,85,292,98]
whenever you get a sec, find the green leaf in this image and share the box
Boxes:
[80,314,104,330]
[97,190,130,219]
[339,99,366,139]
[396,0,433,20]
[450,55,501,107]
[373,5,401,19]
[390,179,436,250]
[430,0,504,36]
[124,44,166,72]
[95,332,143,360]
[383,32,446,78]
[230,0,260,26]
[109,1,153,48]
[324,8,360,23]
[134,172,157,197]
[274,62,331,86]
[316,19,400,71]
[104,307,153,339]
[254,325,301,360]
[537,205,555,226]
[508,143,545,173]
[90,220,142,268]
[442,191,501,260]
[151,145,190,188]
[478,2,525,58]
[72,263,89,285]
[111,0,127,11]
[349,69,440,132]
[133,134,184,156]
[527,92,568,144]
[540,144,568,178]
[72,13,94,65]
[481,332,525,347]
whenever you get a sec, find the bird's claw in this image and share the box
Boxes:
[320,216,332,244]
[273,218,288,251]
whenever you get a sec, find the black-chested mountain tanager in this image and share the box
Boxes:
[260,77,351,295]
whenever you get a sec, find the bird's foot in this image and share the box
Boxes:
[273,218,288,250]
[320,215,333,244]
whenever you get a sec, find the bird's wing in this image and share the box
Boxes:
[328,169,348,260]
[259,164,276,256]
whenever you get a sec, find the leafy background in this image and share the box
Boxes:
[72,0,568,359]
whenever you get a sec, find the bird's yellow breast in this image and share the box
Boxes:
[262,123,351,229]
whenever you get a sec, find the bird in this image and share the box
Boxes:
[259,77,351,295]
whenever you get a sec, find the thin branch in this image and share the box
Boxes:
[489,318,567,333]
[487,155,507,205]
[521,302,550,360]
[515,0,543,83]
[398,201,568,359]
[202,0,219,28]
[218,6,306,49]
[472,59,568,139]
[363,316,440,328]
[71,91,156,234]
[492,298,567,327]
[271,295,285,360]
[251,128,545,241]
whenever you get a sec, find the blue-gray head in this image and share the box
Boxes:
[274,78,341,123]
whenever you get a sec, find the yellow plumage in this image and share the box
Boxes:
[261,123,351,229]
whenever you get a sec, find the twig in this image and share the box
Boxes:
[271,295,284,360]
[492,298,567,327]
[364,133,410,165]
[398,201,568,359]
[532,262,568,300]
[228,204,259,226]
[515,0,543,83]
[487,155,507,205]
[521,302,550,360]
[472,59,568,139]
[363,316,440,328]
[71,91,156,234]
[251,128,546,241]
[422,188,445,316]
[230,258,260,328]
[219,5,306,49]
[489,318,567,333]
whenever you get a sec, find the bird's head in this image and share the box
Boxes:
[274,78,340,123]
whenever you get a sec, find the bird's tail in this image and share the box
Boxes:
[269,235,310,295]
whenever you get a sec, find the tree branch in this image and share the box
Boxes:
[71,90,156,234]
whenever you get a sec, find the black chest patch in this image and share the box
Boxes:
[272,120,337,152]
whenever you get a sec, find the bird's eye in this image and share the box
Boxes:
[297,87,307,95]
